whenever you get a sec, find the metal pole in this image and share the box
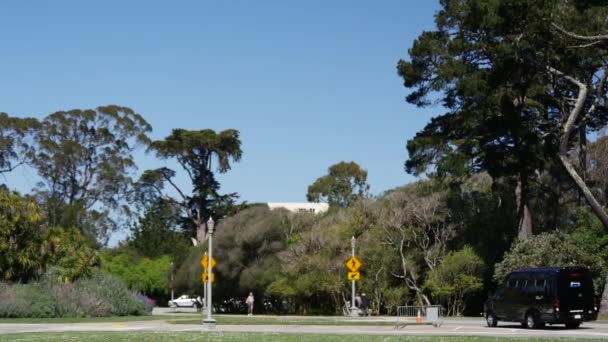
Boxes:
[203,252,208,312]
[351,236,356,312]
[203,217,216,330]
[206,232,213,320]
[170,262,174,301]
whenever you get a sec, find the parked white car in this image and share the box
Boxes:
[168,295,202,308]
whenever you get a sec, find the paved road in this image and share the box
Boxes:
[1,316,608,339]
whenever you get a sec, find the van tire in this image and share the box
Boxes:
[565,322,581,329]
[486,312,497,327]
[525,311,540,329]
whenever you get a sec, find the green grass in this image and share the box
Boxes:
[0,315,192,324]
[0,332,602,342]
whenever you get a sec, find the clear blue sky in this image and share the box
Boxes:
[0,1,440,208]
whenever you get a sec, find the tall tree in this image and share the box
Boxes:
[128,199,188,258]
[29,106,152,242]
[139,129,242,243]
[398,0,608,237]
[307,161,370,208]
[0,113,40,175]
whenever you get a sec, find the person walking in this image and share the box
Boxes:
[246,292,255,316]
[360,293,369,317]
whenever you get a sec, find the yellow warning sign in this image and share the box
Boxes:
[346,256,362,272]
[202,272,216,283]
[201,255,217,270]
[347,272,361,281]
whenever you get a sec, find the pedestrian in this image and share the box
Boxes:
[246,292,255,316]
[355,293,362,308]
[360,293,369,317]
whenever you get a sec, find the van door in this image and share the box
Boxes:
[557,271,593,319]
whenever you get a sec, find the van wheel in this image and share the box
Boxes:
[525,312,539,329]
[486,312,497,327]
[565,322,581,329]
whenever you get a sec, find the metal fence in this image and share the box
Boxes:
[396,305,443,327]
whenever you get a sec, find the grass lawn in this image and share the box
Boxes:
[0,332,603,342]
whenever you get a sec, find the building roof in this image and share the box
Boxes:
[267,202,329,214]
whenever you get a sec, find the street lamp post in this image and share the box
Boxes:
[203,217,216,330]
[202,252,208,312]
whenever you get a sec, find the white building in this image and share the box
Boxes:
[267,202,329,214]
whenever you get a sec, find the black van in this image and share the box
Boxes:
[484,266,598,329]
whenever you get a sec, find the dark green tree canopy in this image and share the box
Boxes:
[398,0,608,234]
[140,128,243,242]
[400,0,608,176]
[29,105,152,241]
[307,161,370,207]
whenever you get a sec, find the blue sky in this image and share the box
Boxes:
[0,1,440,213]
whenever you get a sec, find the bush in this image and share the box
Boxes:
[0,283,55,318]
[0,270,152,318]
[76,271,152,316]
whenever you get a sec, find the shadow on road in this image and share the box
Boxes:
[492,323,593,331]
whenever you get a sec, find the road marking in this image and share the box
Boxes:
[453,326,462,330]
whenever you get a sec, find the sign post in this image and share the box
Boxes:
[346,236,362,317]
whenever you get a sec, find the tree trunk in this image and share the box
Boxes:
[559,154,608,229]
[600,274,608,315]
[578,127,587,206]
[549,66,608,230]
[515,177,533,240]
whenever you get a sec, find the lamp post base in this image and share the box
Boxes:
[202,318,216,330]
[349,307,360,317]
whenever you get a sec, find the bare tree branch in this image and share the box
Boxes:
[552,23,608,41]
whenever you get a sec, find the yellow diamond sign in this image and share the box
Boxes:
[347,272,360,281]
[346,256,361,272]
[202,272,215,283]
[201,255,217,270]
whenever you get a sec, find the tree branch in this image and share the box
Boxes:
[552,23,608,41]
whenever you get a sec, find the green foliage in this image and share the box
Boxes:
[77,271,151,316]
[424,246,484,316]
[0,112,40,175]
[307,161,370,208]
[0,270,150,318]
[494,232,605,292]
[140,128,243,240]
[398,0,608,233]
[0,190,44,281]
[128,199,188,258]
[30,106,152,242]
[101,249,172,296]
[41,227,99,283]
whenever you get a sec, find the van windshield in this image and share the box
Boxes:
[557,271,593,310]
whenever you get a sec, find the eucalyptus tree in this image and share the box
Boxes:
[307,161,370,208]
[29,106,152,242]
[398,0,608,237]
[138,129,242,243]
[0,112,40,175]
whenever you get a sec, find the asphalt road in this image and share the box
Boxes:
[1,316,608,339]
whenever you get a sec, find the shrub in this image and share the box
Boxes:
[76,271,152,316]
[0,270,152,318]
[0,283,55,318]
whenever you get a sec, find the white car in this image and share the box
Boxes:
[168,295,202,308]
